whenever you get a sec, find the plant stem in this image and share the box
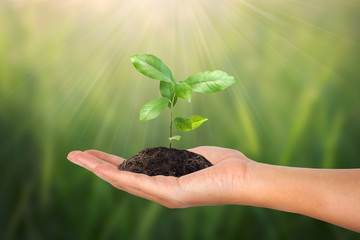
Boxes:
[169,92,175,149]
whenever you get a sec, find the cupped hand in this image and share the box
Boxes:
[67,146,256,208]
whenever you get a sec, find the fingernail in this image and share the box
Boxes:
[67,151,81,161]
[67,151,86,168]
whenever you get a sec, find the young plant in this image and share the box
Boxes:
[131,54,238,148]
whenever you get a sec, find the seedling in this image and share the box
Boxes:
[131,54,238,148]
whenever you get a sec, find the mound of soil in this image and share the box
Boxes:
[118,147,213,177]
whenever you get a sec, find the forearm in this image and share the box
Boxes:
[243,162,360,232]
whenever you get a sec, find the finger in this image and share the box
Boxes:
[69,151,181,207]
[68,151,115,172]
[93,166,173,207]
[95,164,181,204]
[188,146,243,165]
[85,150,125,166]
[70,152,172,206]
[67,151,83,166]
[187,146,222,164]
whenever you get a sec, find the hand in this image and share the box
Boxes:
[67,146,256,208]
[67,147,360,231]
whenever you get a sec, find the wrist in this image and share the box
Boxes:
[227,157,264,206]
[243,162,280,209]
[236,161,269,207]
[243,162,324,216]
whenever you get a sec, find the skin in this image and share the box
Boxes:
[67,146,360,232]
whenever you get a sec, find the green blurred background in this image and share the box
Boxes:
[1,0,359,239]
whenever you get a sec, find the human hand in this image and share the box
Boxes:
[67,146,256,208]
[67,147,360,231]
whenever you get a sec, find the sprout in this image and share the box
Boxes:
[131,54,238,148]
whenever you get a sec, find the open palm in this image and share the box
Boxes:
[67,146,254,208]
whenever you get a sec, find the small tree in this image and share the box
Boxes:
[131,54,238,148]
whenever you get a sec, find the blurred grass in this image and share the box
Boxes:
[1,0,360,239]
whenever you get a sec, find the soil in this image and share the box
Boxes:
[118,147,213,177]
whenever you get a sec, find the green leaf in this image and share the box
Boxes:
[173,95,178,107]
[168,135,181,141]
[184,70,238,93]
[160,81,174,100]
[174,117,193,132]
[130,54,174,83]
[189,115,208,129]
[175,82,192,103]
[174,115,208,132]
[160,81,178,108]
[139,97,169,121]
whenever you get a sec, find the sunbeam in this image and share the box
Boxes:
[1,0,360,238]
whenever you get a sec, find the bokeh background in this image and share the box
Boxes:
[1,0,360,239]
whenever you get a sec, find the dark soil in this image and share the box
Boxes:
[118,147,213,177]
